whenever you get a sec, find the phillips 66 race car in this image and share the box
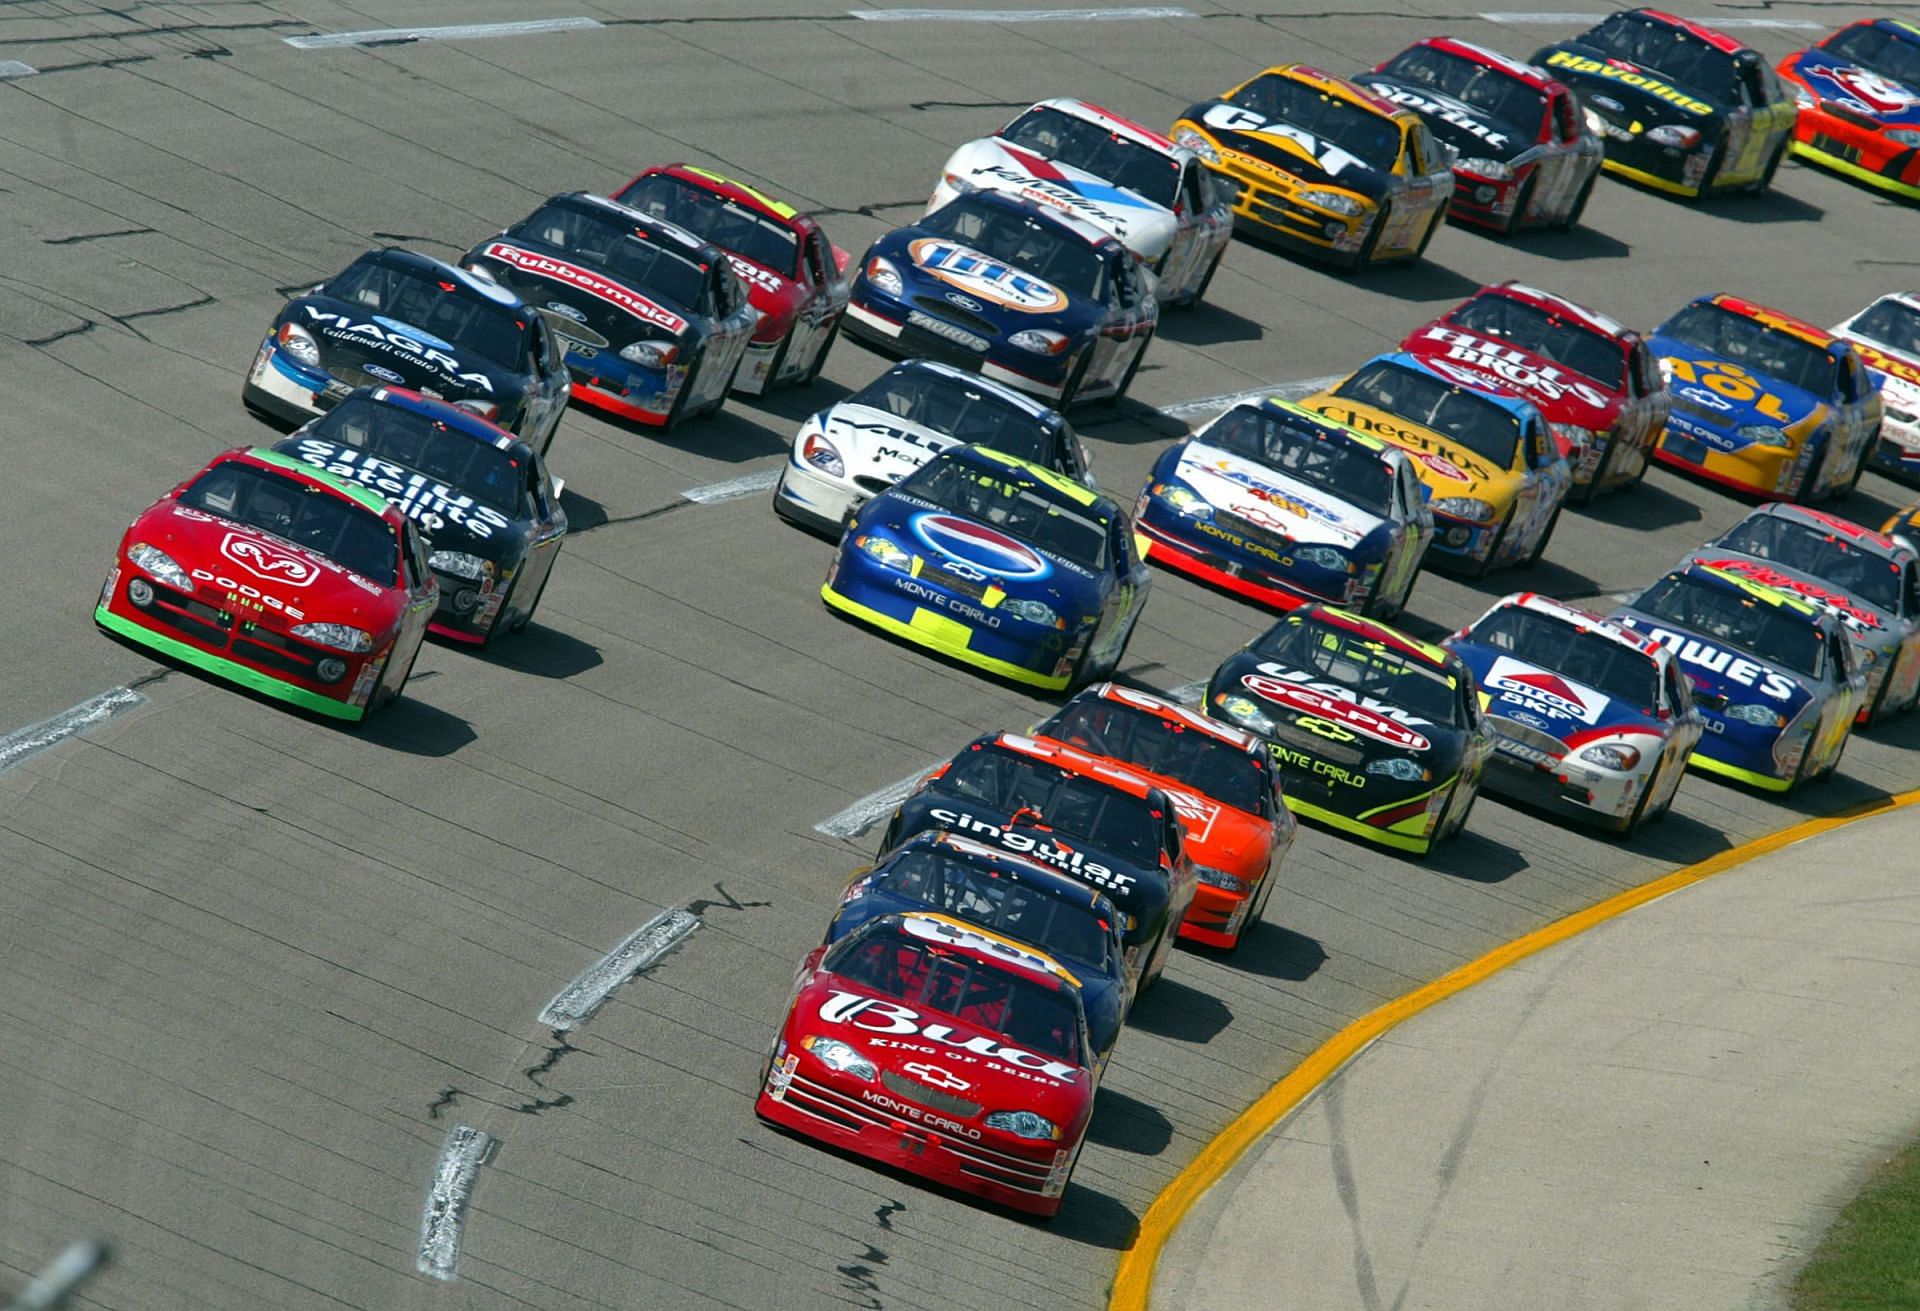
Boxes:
[1832,293,1920,481]
[1445,593,1704,834]
[1776,20,1920,202]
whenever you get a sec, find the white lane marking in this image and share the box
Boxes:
[0,687,145,777]
[538,909,700,1031]
[1480,11,1819,27]
[0,61,39,80]
[7,1240,109,1311]
[286,17,602,48]
[1159,375,1344,422]
[417,1125,494,1281]
[852,6,1194,20]
[682,469,781,505]
[815,763,942,840]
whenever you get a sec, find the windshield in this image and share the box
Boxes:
[1716,514,1902,611]
[1583,11,1743,103]
[1039,699,1267,813]
[180,461,399,587]
[305,396,523,517]
[919,197,1106,301]
[1379,45,1549,135]
[1849,297,1920,356]
[1658,302,1840,397]
[1200,404,1394,516]
[937,746,1163,868]
[998,105,1181,207]
[854,368,1060,468]
[507,200,710,311]
[324,259,527,372]
[1252,613,1461,725]
[1447,293,1627,391]
[1820,22,1920,88]
[868,847,1113,969]
[1633,574,1823,678]
[1333,359,1524,469]
[898,457,1108,568]
[1225,72,1404,168]
[613,173,800,277]
[1467,605,1660,710]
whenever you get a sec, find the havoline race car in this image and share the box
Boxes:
[1832,293,1920,482]
[1776,20,1920,202]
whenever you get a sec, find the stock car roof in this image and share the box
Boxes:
[1660,561,1832,630]
[1364,350,1546,417]
[1740,502,1908,562]
[643,163,807,225]
[1469,281,1633,343]
[1276,603,1459,671]
[879,828,1122,912]
[1480,591,1675,664]
[1702,293,1849,353]
[1636,7,1749,54]
[935,186,1131,258]
[348,247,527,312]
[839,910,1086,994]
[1240,62,1415,124]
[223,445,405,524]
[879,359,1060,422]
[978,732,1176,808]
[1023,98,1185,155]
[548,190,723,264]
[934,445,1117,518]
[353,385,528,454]
[1411,36,1563,92]
[1078,682,1271,756]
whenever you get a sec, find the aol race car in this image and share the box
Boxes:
[1172,63,1455,269]
[464,192,760,431]
[1832,293,1920,481]
[1361,38,1605,235]
[1402,281,1670,502]
[243,248,570,454]
[96,448,436,722]
[612,164,848,395]
[822,446,1150,692]
[1650,293,1883,501]
[1134,397,1434,617]
[273,387,567,646]
[1303,353,1571,576]
[1205,605,1491,856]
[1533,8,1797,198]
[1610,562,1867,791]
[1445,593,1704,835]
[1777,20,1920,202]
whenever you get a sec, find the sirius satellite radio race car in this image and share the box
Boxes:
[1777,20,1920,202]
[1832,293,1920,481]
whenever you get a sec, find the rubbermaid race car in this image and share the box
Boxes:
[273,387,567,646]
[1171,64,1455,268]
[1649,293,1883,501]
[822,446,1150,692]
[928,98,1234,308]
[463,192,759,431]
[1533,8,1798,198]
[96,447,436,722]
[1610,562,1866,790]
[843,190,1157,406]
[773,359,1092,537]
[757,910,1095,1217]
[612,164,848,394]
[243,248,570,454]
[1402,281,1670,501]
[1360,37,1605,234]
[1831,293,1920,481]
[1303,353,1571,575]
[1205,605,1492,855]
[1134,397,1434,616]
[1445,593,1704,834]
[1776,20,1920,201]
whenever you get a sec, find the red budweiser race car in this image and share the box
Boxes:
[1402,281,1671,502]
[95,447,437,721]
[757,911,1096,1216]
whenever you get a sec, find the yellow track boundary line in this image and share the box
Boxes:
[1109,785,1920,1310]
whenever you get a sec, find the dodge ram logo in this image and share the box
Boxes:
[903,1063,972,1092]
[221,532,320,586]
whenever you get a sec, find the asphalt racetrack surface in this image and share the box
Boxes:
[3,3,1917,1308]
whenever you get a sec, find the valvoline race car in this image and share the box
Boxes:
[843,190,1157,406]
[757,910,1095,1217]
[1650,293,1883,501]
[1361,38,1604,234]
[1832,293,1920,481]
[612,164,848,394]
[928,98,1233,308]
[243,248,570,454]
[1402,281,1670,502]
[1777,20,1920,202]
[1032,683,1296,950]
[96,447,436,722]
[1171,63,1455,269]
[1303,353,1571,576]
[1533,9,1798,198]
[773,359,1092,537]
[822,446,1150,692]
[272,387,567,646]
[463,192,759,431]
[1610,562,1867,790]
[1206,605,1492,855]
[1134,397,1434,617]
[1445,593,1704,834]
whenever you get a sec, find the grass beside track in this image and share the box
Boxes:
[1792,1130,1920,1309]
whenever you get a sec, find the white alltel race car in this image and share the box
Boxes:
[1832,292,1920,484]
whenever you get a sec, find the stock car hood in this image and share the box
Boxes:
[281,295,521,406]
[464,237,695,353]
[870,224,1104,332]
[1178,100,1395,199]
[856,491,1102,609]
[1610,606,1817,714]
[1160,439,1390,552]
[1535,43,1725,124]
[1401,321,1623,432]
[816,402,968,488]
[1219,655,1456,757]
[1358,75,1537,163]
[1783,46,1920,127]
[272,434,519,565]
[1651,336,1830,442]
[1684,549,1900,644]
[1304,393,1521,503]
[1450,644,1664,748]
[943,138,1178,257]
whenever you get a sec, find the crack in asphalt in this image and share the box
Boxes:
[44,228,155,245]
[24,321,98,347]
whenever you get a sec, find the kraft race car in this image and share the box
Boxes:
[1032,683,1296,950]
[243,248,570,454]
[929,98,1233,308]
[1206,605,1492,855]
[96,447,436,722]
[1171,63,1455,269]
[1445,592,1704,834]
[612,164,848,394]
[273,387,567,646]
[1832,293,1920,481]
[1402,281,1670,501]
[463,192,760,431]
[1303,353,1571,576]
[1650,293,1883,501]
[1361,38,1605,234]
[758,910,1096,1217]
[1134,397,1434,616]
[1533,9,1798,198]
[822,446,1150,691]
[773,359,1092,537]
[843,190,1157,406]
[1777,20,1920,202]
[1610,562,1867,790]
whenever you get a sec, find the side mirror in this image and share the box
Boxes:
[1694,691,1729,712]
[551,476,566,500]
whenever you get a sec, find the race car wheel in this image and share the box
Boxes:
[1574,438,1614,505]
[1350,202,1390,271]
[1695,137,1729,198]
[1137,924,1173,995]
[1522,506,1561,569]
[661,368,698,433]
[756,333,792,395]
[1230,871,1279,953]
[1105,331,1152,407]
[1559,170,1598,230]
[479,573,519,649]
[1464,508,1512,580]
[1615,772,1657,837]
[1059,349,1094,407]
[511,564,554,634]
[800,319,841,386]
[1184,246,1225,309]
[1749,138,1787,194]
[1500,177,1535,237]
[1814,729,1848,785]
[1410,205,1442,262]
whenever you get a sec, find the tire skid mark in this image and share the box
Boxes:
[416,1123,493,1281]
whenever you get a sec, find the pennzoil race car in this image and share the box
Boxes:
[1777,20,1920,202]
[1832,293,1920,481]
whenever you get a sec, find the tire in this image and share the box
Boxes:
[1135,924,1172,997]
[1500,176,1535,237]
[511,560,555,634]
[661,365,698,432]
[1058,348,1094,408]
[1464,508,1512,579]
[1748,138,1787,194]
[1694,137,1728,199]
[1522,505,1561,569]
[1573,437,1615,506]
[1184,245,1225,309]
[1615,769,1657,837]
[1104,331,1151,407]
[1349,202,1390,271]
[1814,726,1849,785]
[752,333,791,396]
[799,319,841,386]
[1228,869,1279,953]
[1558,168,1598,230]
[479,571,518,649]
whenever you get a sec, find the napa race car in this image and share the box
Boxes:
[1402,281,1670,502]
[1610,562,1866,790]
[1777,20,1920,202]
[1361,37,1605,234]
[1135,397,1434,616]
[1650,293,1883,501]
[1303,353,1570,576]
[1533,8,1798,198]
[1445,592,1704,834]
[1205,604,1492,855]
[96,447,436,722]
[1832,293,1920,481]
[822,445,1150,691]
[463,192,759,431]
[1171,63,1455,269]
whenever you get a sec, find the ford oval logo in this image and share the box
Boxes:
[362,364,405,384]
[546,300,587,322]
[909,512,1050,580]
[945,291,984,313]
[1591,95,1624,113]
